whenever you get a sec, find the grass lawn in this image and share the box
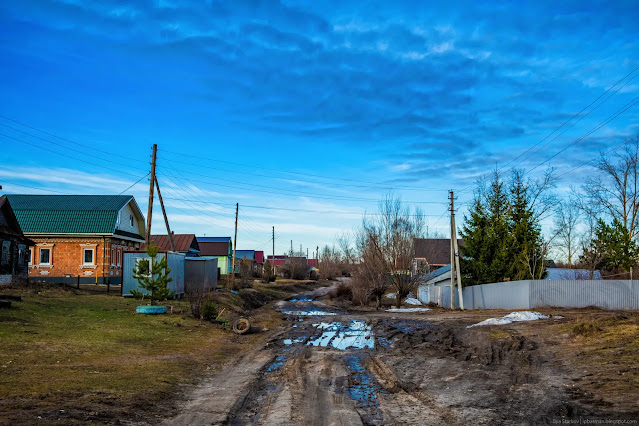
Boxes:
[0,285,275,425]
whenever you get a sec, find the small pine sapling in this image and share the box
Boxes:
[131,242,174,305]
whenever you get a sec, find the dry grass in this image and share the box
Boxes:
[0,286,267,425]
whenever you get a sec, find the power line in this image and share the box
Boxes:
[499,65,639,172]
[527,94,639,174]
[0,132,143,178]
[0,114,147,164]
[160,149,432,191]
[156,165,443,204]
[156,154,441,192]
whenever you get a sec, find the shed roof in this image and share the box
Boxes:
[197,236,232,243]
[5,194,139,235]
[199,241,232,256]
[413,238,464,265]
[143,234,199,253]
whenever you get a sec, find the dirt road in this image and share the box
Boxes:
[165,291,638,425]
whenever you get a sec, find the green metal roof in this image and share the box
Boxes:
[5,195,134,234]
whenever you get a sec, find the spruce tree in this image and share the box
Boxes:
[131,242,174,305]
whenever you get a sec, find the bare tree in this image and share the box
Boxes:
[583,137,639,238]
[358,195,427,308]
[553,198,581,267]
[319,245,342,280]
[352,231,388,308]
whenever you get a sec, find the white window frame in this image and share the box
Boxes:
[39,247,51,266]
[82,248,95,266]
[135,257,153,277]
[111,248,115,266]
[117,249,122,266]
[79,243,98,269]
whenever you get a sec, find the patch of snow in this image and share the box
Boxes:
[306,320,374,350]
[386,308,431,313]
[385,293,396,299]
[281,310,337,316]
[467,311,549,328]
[405,297,422,305]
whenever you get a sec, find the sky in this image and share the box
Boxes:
[1,1,638,257]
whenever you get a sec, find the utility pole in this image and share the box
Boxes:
[272,226,275,276]
[154,176,175,251]
[307,248,309,259]
[300,244,302,257]
[449,190,464,310]
[231,203,238,277]
[290,240,293,257]
[145,144,157,244]
[316,245,319,266]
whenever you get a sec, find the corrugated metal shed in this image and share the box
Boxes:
[121,251,185,297]
[184,258,218,293]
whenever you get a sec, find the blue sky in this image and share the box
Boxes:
[1,0,638,255]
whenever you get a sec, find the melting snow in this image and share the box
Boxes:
[386,308,431,313]
[281,310,337,316]
[306,320,374,350]
[467,311,549,328]
[405,298,422,305]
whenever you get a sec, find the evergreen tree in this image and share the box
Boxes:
[508,171,545,280]
[460,171,512,285]
[460,169,549,285]
[131,242,174,305]
[594,219,639,273]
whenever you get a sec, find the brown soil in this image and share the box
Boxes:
[163,299,639,425]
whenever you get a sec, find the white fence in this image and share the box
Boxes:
[417,280,639,310]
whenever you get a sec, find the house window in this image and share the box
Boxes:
[40,248,51,265]
[118,249,122,266]
[129,215,134,227]
[82,248,94,265]
[111,248,115,266]
[28,248,32,265]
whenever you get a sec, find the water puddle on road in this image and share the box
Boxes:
[343,354,382,408]
[281,309,338,316]
[306,320,374,350]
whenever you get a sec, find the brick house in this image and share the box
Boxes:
[0,196,35,284]
[7,195,145,284]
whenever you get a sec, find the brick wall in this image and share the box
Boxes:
[28,237,139,283]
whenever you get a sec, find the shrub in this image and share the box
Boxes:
[202,301,218,321]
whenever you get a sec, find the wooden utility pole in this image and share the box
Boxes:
[272,226,275,276]
[450,190,464,310]
[231,203,238,276]
[290,240,293,256]
[154,176,175,251]
[300,244,302,257]
[145,144,157,244]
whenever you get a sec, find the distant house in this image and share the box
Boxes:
[412,238,463,274]
[0,196,35,284]
[545,268,603,280]
[255,250,264,274]
[6,195,145,284]
[235,249,256,274]
[266,255,287,268]
[142,234,200,257]
[197,237,233,275]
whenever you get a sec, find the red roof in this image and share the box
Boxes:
[142,234,199,253]
[255,251,264,264]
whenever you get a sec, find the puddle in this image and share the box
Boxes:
[376,337,393,348]
[387,319,435,334]
[266,355,286,372]
[306,320,374,350]
[289,296,314,302]
[283,336,306,345]
[343,354,382,407]
[282,309,338,316]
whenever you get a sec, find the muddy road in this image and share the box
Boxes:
[166,291,637,426]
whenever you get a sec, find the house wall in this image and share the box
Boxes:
[200,255,230,274]
[116,202,144,236]
[27,237,137,284]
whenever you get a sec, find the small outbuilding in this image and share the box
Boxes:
[0,196,34,284]
[121,251,185,297]
[184,257,218,294]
